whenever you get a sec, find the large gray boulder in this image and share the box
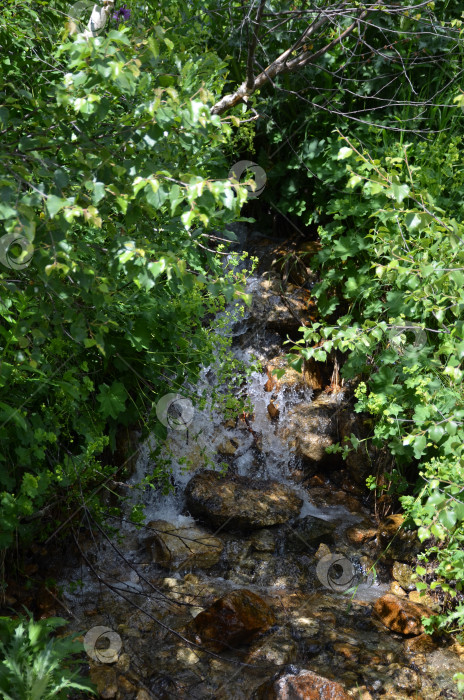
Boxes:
[185,470,303,530]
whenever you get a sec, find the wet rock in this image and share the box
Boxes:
[291,614,320,641]
[309,487,363,514]
[136,691,152,700]
[346,524,377,546]
[389,581,407,597]
[146,520,223,569]
[451,639,464,659]
[306,473,328,488]
[186,588,276,652]
[315,543,331,560]
[266,355,325,393]
[333,642,360,663]
[113,426,140,477]
[373,593,432,635]
[392,562,415,591]
[279,393,345,465]
[90,665,118,699]
[185,471,303,530]
[267,400,280,420]
[377,514,420,562]
[338,409,374,486]
[36,586,58,617]
[285,515,336,552]
[246,629,297,666]
[117,674,138,695]
[217,438,239,455]
[404,632,438,654]
[253,668,351,699]
[264,280,311,334]
[238,273,312,337]
[116,653,131,673]
[352,688,373,700]
[249,529,276,553]
[408,590,436,608]
[271,239,321,287]
[383,665,422,696]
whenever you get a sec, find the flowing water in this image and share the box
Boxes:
[59,225,464,699]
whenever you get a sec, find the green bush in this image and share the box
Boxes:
[0,3,252,548]
[285,113,464,639]
[0,613,95,699]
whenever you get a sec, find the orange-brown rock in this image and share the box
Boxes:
[373,593,432,636]
[90,665,118,699]
[346,525,377,545]
[253,668,351,699]
[333,642,360,663]
[266,355,325,392]
[264,376,276,392]
[267,400,280,419]
[307,474,327,488]
[378,514,420,562]
[187,589,276,652]
[404,633,438,654]
[389,581,407,597]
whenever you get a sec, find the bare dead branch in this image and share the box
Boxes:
[246,0,267,91]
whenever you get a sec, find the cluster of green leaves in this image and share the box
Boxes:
[401,456,464,636]
[289,124,464,458]
[0,2,252,549]
[0,613,95,699]
[283,117,464,636]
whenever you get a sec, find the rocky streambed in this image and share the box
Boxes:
[53,227,464,699]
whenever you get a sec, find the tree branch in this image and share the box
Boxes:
[82,0,115,39]
[246,0,267,91]
[211,0,382,115]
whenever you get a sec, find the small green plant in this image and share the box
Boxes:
[401,456,464,637]
[0,613,95,699]
[283,97,464,654]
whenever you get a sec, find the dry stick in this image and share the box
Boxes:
[88,515,194,609]
[44,587,80,620]
[246,0,267,91]
[101,514,217,609]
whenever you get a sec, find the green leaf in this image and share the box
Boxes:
[337,147,353,160]
[412,434,427,458]
[428,424,445,442]
[96,382,128,420]
[148,259,166,279]
[146,184,168,209]
[439,508,457,530]
[0,402,28,432]
[390,182,410,203]
[46,195,67,218]
[417,527,430,542]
